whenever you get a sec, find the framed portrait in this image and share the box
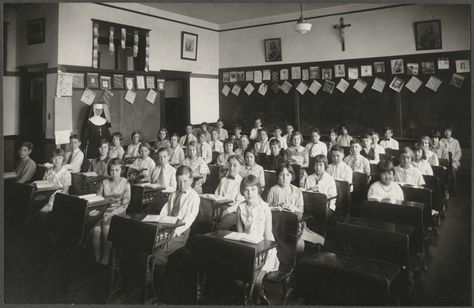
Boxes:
[437,58,450,70]
[322,68,332,80]
[309,66,320,79]
[125,77,135,90]
[348,67,359,80]
[334,64,345,78]
[223,72,230,83]
[136,75,146,90]
[455,59,470,73]
[421,61,435,74]
[262,69,271,81]
[406,63,419,75]
[146,76,156,89]
[373,62,385,74]
[264,38,282,62]
[27,18,45,45]
[291,66,301,80]
[236,71,245,82]
[229,72,237,83]
[389,76,405,93]
[181,31,198,61]
[391,59,404,74]
[414,20,442,50]
[360,65,372,77]
[99,76,111,90]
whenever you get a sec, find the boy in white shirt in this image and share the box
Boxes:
[380,127,399,150]
[254,129,271,155]
[305,128,327,158]
[65,134,85,173]
[327,145,353,185]
[440,126,462,170]
[215,119,229,141]
[360,133,379,164]
[370,131,386,156]
[344,139,371,176]
[150,147,177,192]
[179,124,197,147]
[249,118,262,141]
[270,126,288,150]
[210,130,224,153]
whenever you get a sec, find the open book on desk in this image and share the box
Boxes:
[200,194,233,203]
[4,172,18,179]
[134,183,165,189]
[142,215,178,224]
[81,171,98,177]
[78,193,105,204]
[32,180,57,190]
[223,232,263,244]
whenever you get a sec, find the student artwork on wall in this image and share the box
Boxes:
[308,80,322,94]
[322,68,332,80]
[113,75,124,89]
[56,72,73,97]
[157,79,165,91]
[425,76,442,92]
[72,73,85,89]
[322,80,335,94]
[421,61,435,74]
[136,75,146,90]
[244,83,255,95]
[262,69,271,81]
[100,89,114,105]
[373,62,385,73]
[146,76,155,89]
[406,63,419,75]
[81,88,96,105]
[291,66,301,80]
[100,76,111,90]
[245,71,254,82]
[221,84,231,96]
[372,78,386,93]
[280,81,292,94]
[229,72,237,82]
[336,78,350,93]
[264,38,282,62]
[414,19,442,50]
[296,81,308,95]
[146,89,158,104]
[181,31,198,61]
[258,83,268,96]
[280,68,289,81]
[125,77,135,90]
[271,71,279,82]
[125,90,137,104]
[254,70,262,83]
[87,73,99,89]
[449,73,465,88]
[391,59,404,74]
[302,69,309,80]
[455,59,470,73]
[437,58,449,69]
[353,79,368,93]
[405,76,423,93]
[389,76,405,92]
[348,67,358,80]
[334,64,345,78]
[360,65,372,77]
[222,72,230,83]
[231,84,241,96]
[309,66,320,79]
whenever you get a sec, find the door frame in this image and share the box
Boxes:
[159,70,191,129]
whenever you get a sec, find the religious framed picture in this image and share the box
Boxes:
[406,63,419,75]
[223,72,230,83]
[27,18,45,45]
[264,38,282,62]
[421,61,435,74]
[124,77,135,90]
[181,31,198,61]
[414,20,442,50]
[373,62,385,74]
[229,72,237,83]
[99,76,112,90]
[391,59,404,74]
[360,65,372,77]
[334,64,345,78]
[455,59,470,73]
[322,68,332,80]
[236,71,245,82]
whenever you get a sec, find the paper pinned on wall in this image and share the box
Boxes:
[353,79,368,94]
[254,70,263,83]
[336,78,350,93]
[55,130,72,145]
[262,69,271,81]
[371,78,386,93]
[231,84,241,96]
[221,84,231,96]
[54,97,73,131]
[56,72,73,97]
[146,89,158,104]
[449,73,465,88]
[425,76,442,92]
[302,69,309,81]
[405,76,423,93]
[280,81,292,94]
[258,83,268,96]
[296,81,308,95]
[81,88,96,105]
[244,83,255,95]
[125,90,137,104]
[308,80,322,95]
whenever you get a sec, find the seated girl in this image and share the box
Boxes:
[336,125,352,147]
[301,155,337,211]
[217,138,235,170]
[129,143,156,182]
[210,129,224,153]
[197,131,213,164]
[394,148,425,187]
[266,162,304,213]
[431,130,449,161]
[92,158,131,265]
[168,134,185,167]
[328,128,338,152]
[88,138,110,176]
[286,131,309,168]
[182,141,210,194]
[124,131,141,158]
[420,135,439,166]
[412,144,434,176]
[155,128,171,151]
[40,149,72,212]
[236,175,279,302]
[108,132,125,160]
[367,160,404,203]
[240,148,265,188]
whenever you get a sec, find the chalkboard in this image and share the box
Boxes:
[219,50,470,146]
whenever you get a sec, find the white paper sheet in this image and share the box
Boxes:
[231,84,241,96]
[353,79,368,93]
[56,72,73,97]
[125,90,137,104]
[55,130,72,145]
[221,84,231,96]
[296,81,308,95]
[254,70,262,83]
[258,83,268,96]
[81,88,96,105]
[244,83,255,95]
[146,88,157,104]
[336,78,350,93]
[405,76,423,93]
[371,78,386,93]
[425,76,442,92]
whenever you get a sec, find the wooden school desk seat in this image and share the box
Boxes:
[31,164,48,182]
[192,230,278,305]
[128,184,166,214]
[201,164,220,194]
[70,172,107,195]
[335,180,351,217]
[107,214,184,304]
[302,191,336,240]
[422,175,442,213]
[295,221,409,305]
[4,181,35,228]
[402,186,433,230]
[196,194,233,233]
[262,170,278,201]
[431,165,448,210]
[350,172,370,216]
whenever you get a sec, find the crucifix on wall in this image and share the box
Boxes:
[334,17,351,51]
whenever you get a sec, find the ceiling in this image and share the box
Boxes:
[141,3,340,25]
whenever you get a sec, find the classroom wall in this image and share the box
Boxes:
[219,4,470,68]
[57,3,220,124]
[4,6,19,136]
[189,77,219,124]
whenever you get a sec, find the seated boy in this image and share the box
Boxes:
[360,133,380,164]
[180,124,197,147]
[150,147,177,192]
[305,128,327,158]
[344,139,371,176]
[327,145,353,185]
[200,122,212,143]
[14,141,37,183]
[215,118,229,141]
[65,134,85,173]
[266,138,287,171]
[88,138,110,176]
[380,126,399,150]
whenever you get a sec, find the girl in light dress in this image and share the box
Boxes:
[40,149,72,212]
[368,160,404,203]
[182,141,210,194]
[124,131,141,158]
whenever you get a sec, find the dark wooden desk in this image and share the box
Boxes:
[129,184,167,214]
[70,173,108,195]
[192,230,277,304]
[336,216,415,238]
[198,195,233,229]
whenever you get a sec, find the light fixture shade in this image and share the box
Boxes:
[294,21,312,34]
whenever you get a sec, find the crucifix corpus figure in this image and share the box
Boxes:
[334,17,351,51]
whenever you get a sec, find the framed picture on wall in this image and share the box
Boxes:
[27,18,45,45]
[414,20,442,50]
[264,38,282,62]
[181,31,198,61]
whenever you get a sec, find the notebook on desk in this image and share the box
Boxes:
[81,171,99,177]
[4,172,18,179]
[142,215,178,224]
[200,194,233,203]
[223,232,263,244]
[33,180,57,189]
[78,193,105,204]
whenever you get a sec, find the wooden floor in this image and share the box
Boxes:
[4,178,471,305]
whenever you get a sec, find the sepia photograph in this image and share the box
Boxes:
[2,1,472,307]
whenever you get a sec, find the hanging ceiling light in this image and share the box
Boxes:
[294,0,312,34]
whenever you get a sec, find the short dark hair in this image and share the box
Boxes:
[157,147,169,155]
[313,154,328,170]
[51,148,66,161]
[312,128,321,134]
[378,159,394,173]
[201,122,208,128]
[330,145,344,153]
[269,138,281,147]
[158,128,168,139]
[244,147,257,158]
[350,138,361,146]
[99,138,109,147]
[432,130,442,139]
[108,158,123,175]
[384,126,393,133]
[131,131,141,140]
[276,161,294,178]
[20,141,33,151]
[228,154,244,165]
[139,142,151,151]
[223,138,234,146]
[240,174,262,195]
[70,134,80,141]
[176,165,193,178]
[413,143,427,160]
[217,118,224,123]
[361,133,372,140]
[329,128,338,135]
[112,132,123,140]
[234,124,242,130]
[340,125,348,131]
